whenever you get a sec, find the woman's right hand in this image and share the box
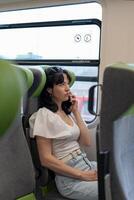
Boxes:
[80,170,98,181]
[69,92,79,114]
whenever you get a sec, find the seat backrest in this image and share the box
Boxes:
[0,60,36,200]
[22,66,48,187]
[99,62,134,200]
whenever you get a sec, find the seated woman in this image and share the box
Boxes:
[29,67,98,200]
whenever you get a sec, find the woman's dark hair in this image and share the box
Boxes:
[39,67,72,114]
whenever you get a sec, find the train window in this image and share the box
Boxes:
[0,24,100,60]
[0,2,102,123]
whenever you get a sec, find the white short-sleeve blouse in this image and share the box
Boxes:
[29,107,80,159]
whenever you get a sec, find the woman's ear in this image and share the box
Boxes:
[47,88,52,95]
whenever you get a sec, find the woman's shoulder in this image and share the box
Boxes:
[29,107,55,122]
[36,107,54,116]
[37,107,52,114]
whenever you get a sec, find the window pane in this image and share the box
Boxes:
[0,3,102,24]
[0,24,100,60]
[62,66,98,77]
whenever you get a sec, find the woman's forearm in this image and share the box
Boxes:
[41,154,82,179]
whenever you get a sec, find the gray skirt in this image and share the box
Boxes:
[55,153,98,200]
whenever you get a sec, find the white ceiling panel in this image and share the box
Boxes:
[0,0,101,12]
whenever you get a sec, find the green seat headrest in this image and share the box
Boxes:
[41,66,76,87]
[67,70,76,87]
[27,66,46,97]
[0,60,26,136]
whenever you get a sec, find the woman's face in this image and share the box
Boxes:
[52,73,70,103]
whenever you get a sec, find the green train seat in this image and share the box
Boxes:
[98,62,134,200]
[0,60,36,200]
[22,66,50,199]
